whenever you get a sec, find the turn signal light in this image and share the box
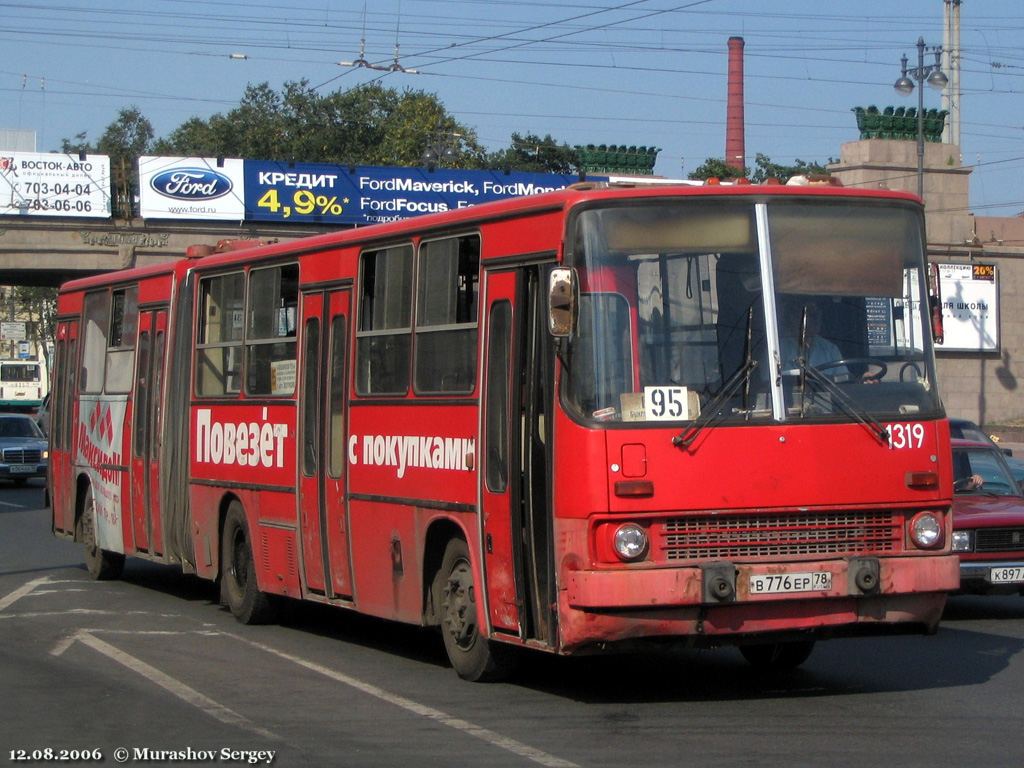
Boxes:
[906,471,939,490]
[614,480,654,497]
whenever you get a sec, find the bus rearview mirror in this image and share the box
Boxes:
[548,268,576,337]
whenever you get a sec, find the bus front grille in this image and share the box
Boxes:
[659,510,902,562]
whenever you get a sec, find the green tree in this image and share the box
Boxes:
[688,154,835,184]
[688,157,747,180]
[156,80,485,168]
[62,106,154,218]
[65,82,592,198]
[487,133,579,174]
[749,153,834,184]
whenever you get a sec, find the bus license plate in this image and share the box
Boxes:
[9,465,34,474]
[990,566,1024,584]
[749,572,832,595]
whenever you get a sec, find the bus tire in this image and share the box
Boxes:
[435,537,513,682]
[220,501,277,625]
[739,640,815,670]
[79,485,125,581]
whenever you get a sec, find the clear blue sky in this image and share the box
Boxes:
[2,0,1022,216]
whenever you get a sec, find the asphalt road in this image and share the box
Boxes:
[3,479,1024,768]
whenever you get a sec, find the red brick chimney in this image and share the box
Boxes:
[726,36,745,173]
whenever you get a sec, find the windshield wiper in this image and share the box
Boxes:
[673,358,758,449]
[674,305,759,449]
[799,362,890,445]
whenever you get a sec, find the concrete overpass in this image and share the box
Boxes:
[0,217,344,287]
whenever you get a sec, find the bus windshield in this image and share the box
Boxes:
[564,198,942,425]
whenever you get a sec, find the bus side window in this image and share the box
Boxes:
[415,234,479,394]
[356,244,413,396]
[246,264,299,397]
[195,272,244,397]
[105,285,138,393]
[81,291,111,394]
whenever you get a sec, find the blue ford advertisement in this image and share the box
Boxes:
[243,162,591,226]
[137,157,594,225]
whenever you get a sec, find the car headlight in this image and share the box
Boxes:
[909,511,944,549]
[613,523,649,562]
[42,450,49,460]
[952,530,973,553]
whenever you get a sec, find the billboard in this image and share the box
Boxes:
[136,157,590,225]
[138,156,246,220]
[0,151,110,218]
[935,262,998,352]
[243,162,586,226]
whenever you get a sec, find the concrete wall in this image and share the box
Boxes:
[829,139,973,246]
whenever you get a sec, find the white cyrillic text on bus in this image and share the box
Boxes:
[195,408,288,468]
[348,434,475,478]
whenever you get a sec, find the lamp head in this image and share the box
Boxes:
[894,76,915,95]
[927,69,948,89]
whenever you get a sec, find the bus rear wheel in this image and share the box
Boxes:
[435,538,514,682]
[739,640,815,670]
[79,485,125,581]
[220,501,277,625]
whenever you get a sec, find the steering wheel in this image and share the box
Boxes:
[899,361,923,382]
[816,358,888,382]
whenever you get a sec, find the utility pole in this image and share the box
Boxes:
[942,0,961,151]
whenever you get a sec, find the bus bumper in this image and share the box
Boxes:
[558,554,960,651]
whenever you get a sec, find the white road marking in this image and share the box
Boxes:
[0,608,116,620]
[51,630,279,741]
[0,575,51,611]
[232,633,580,768]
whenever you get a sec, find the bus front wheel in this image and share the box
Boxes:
[79,485,125,581]
[435,538,513,682]
[220,501,277,625]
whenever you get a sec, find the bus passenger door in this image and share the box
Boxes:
[129,309,167,554]
[299,289,353,598]
[52,319,79,535]
[481,270,522,635]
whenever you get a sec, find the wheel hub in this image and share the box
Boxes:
[443,561,476,649]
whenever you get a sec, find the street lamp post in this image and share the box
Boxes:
[894,37,948,198]
[422,132,464,171]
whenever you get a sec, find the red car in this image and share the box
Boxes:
[952,438,1024,593]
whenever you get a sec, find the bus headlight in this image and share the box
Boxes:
[952,530,973,553]
[909,512,943,549]
[613,523,649,562]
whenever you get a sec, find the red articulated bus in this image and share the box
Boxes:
[50,181,959,680]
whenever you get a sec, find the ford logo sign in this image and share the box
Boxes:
[150,168,232,200]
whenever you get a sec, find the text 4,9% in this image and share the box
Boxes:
[257,188,345,218]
